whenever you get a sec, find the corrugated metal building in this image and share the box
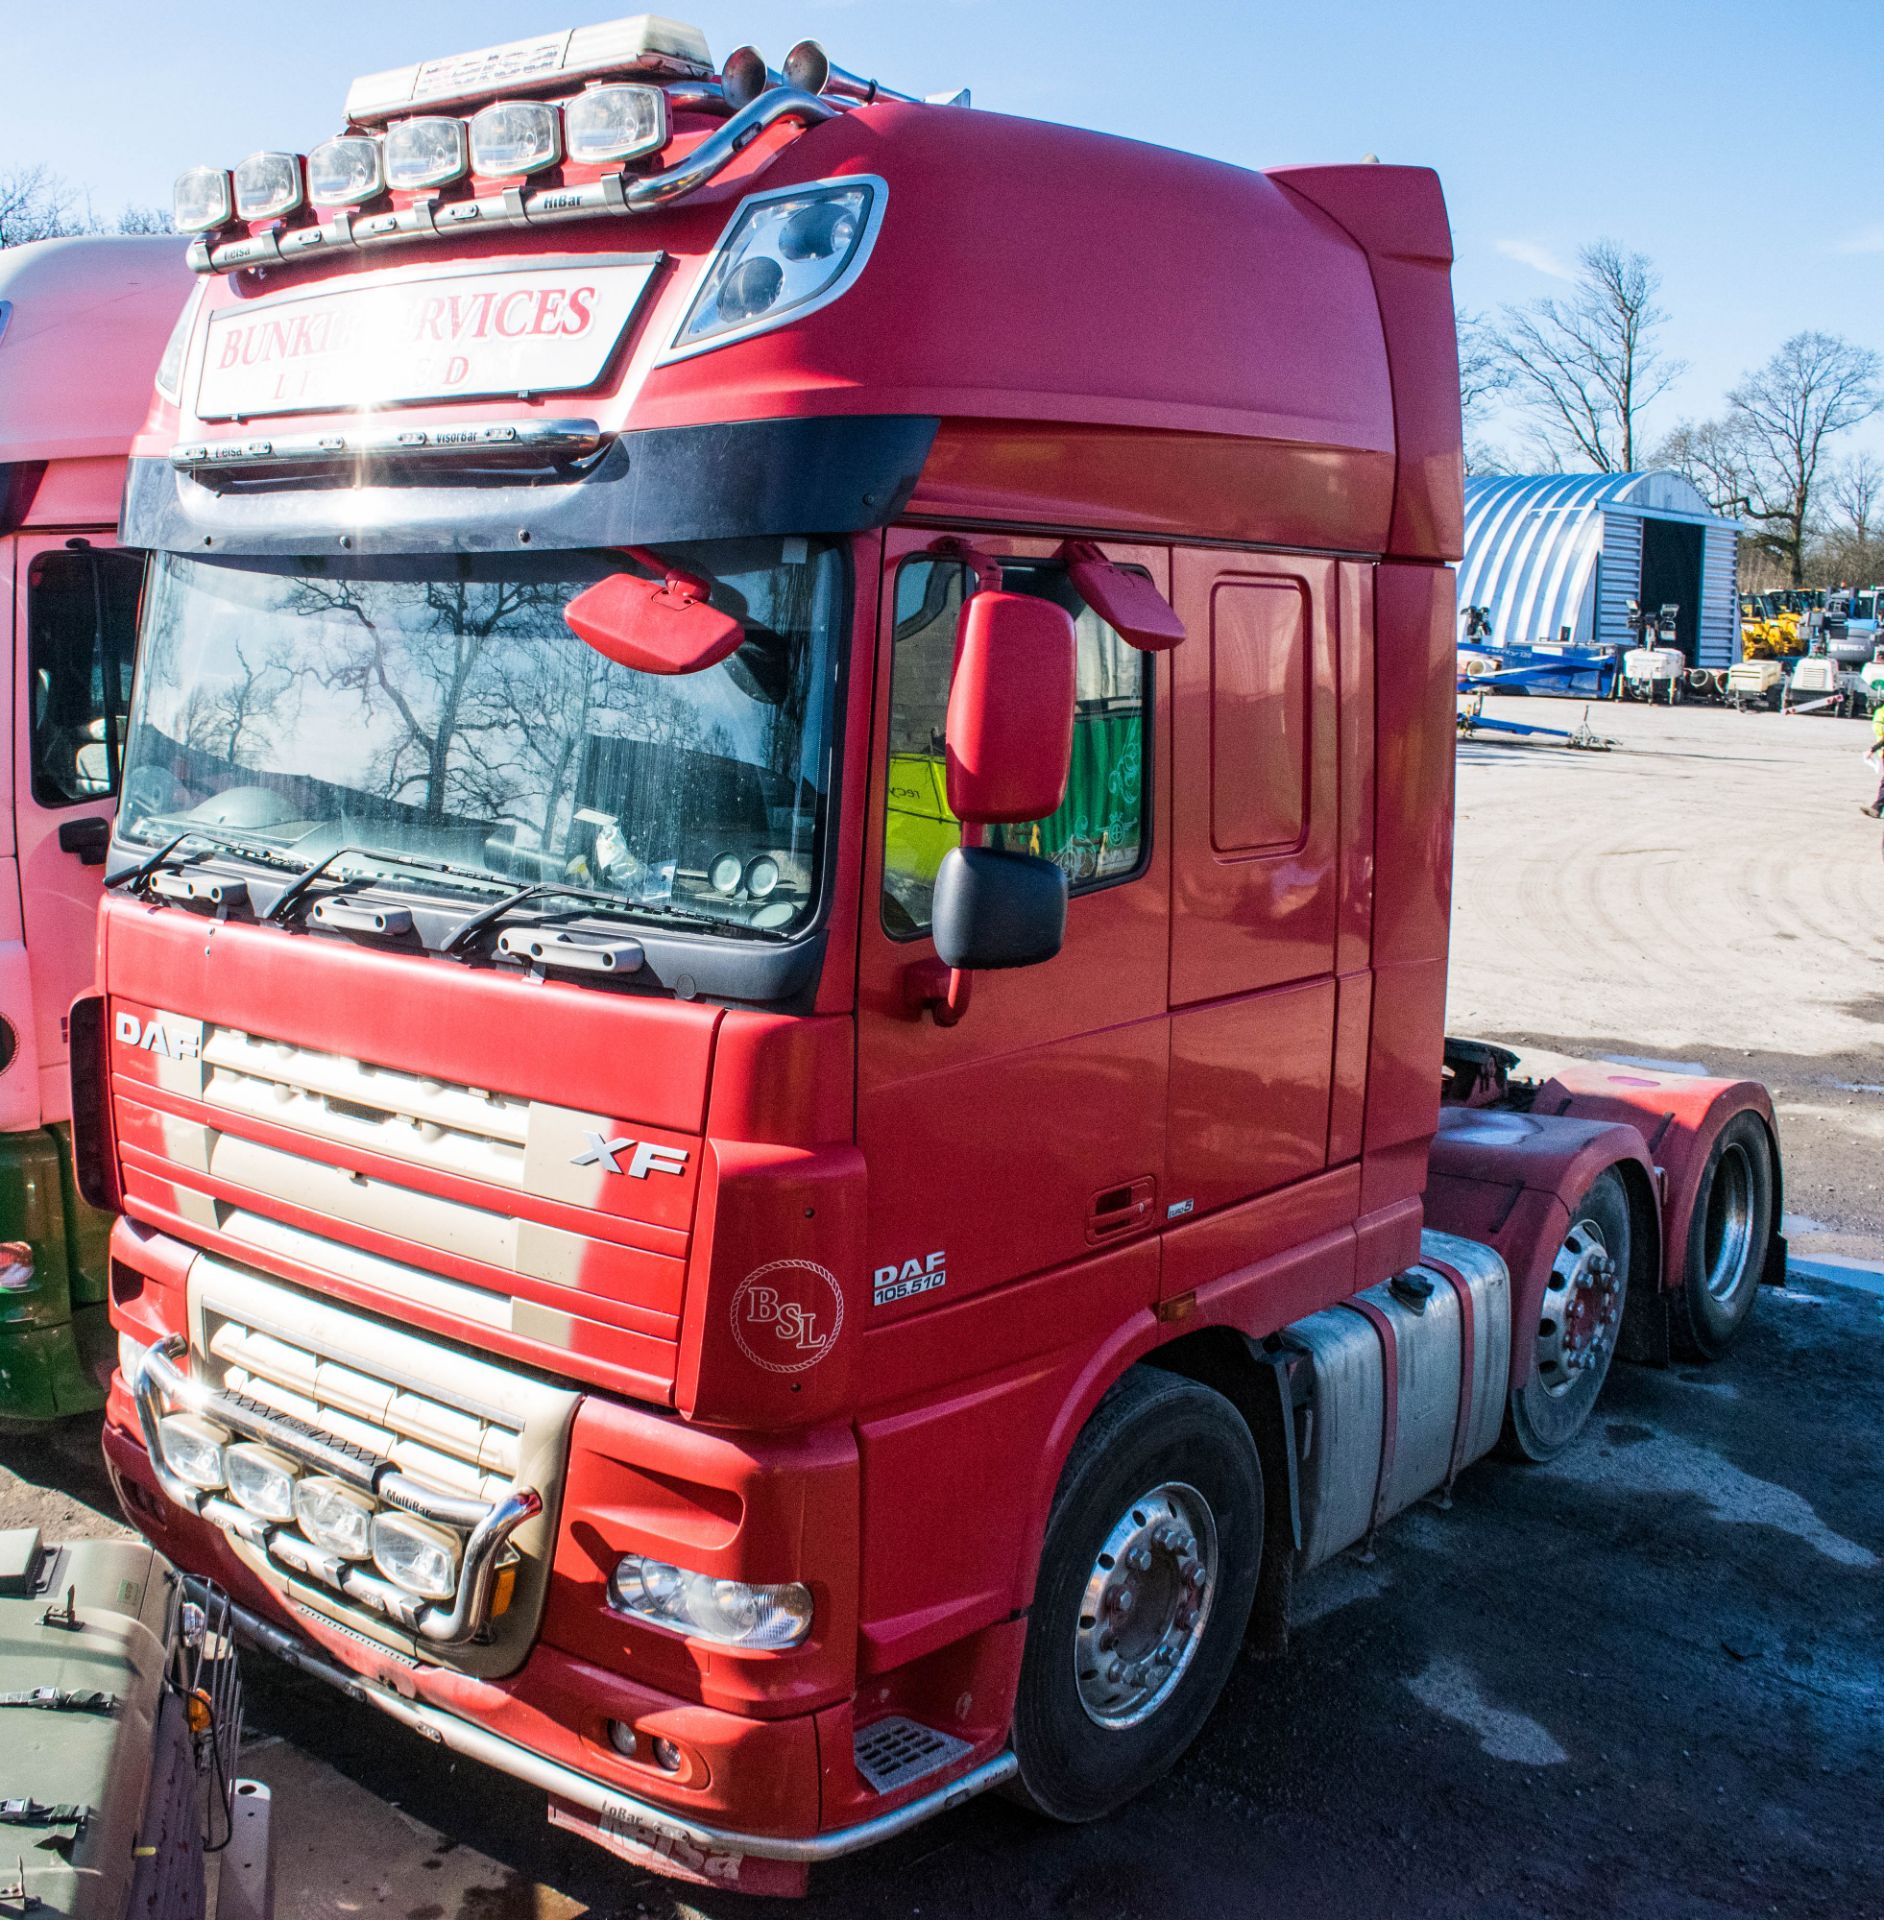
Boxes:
[1459,471,1742,668]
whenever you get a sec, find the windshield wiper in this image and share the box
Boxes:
[109,826,303,895]
[441,880,667,955]
[265,844,515,925]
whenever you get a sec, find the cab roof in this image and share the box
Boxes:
[0,236,192,466]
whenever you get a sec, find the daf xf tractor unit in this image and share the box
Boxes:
[78,20,1782,1893]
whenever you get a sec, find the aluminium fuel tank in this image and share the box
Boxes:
[1287,1230,1510,1572]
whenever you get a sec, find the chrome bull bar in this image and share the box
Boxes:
[134,1334,542,1647]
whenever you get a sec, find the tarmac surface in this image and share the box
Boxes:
[6,693,1884,1918]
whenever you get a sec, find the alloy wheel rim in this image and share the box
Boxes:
[1073,1481,1218,1730]
[1702,1143,1756,1302]
[1537,1216,1622,1397]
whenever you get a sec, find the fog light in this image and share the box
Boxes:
[0,1242,33,1293]
[371,1510,461,1600]
[173,166,233,233]
[308,135,384,207]
[651,1737,683,1773]
[158,1414,229,1491]
[607,1720,638,1758]
[384,117,468,192]
[609,1553,813,1650]
[224,1442,299,1521]
[564,83,666,165]
[233,151,303,221]
[468,100,561,177]
[294,1476,375,1559]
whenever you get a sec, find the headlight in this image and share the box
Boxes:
[371,1511,461,1600]
[564,84,666,166]
[172,167,233,233]
[609,1553,813,1650]
[308,135,384,207]
[232,151,303,221]
[224,1442,300,1520]
[157,1413,229,1491]
[468,100,561,178]
[117,1332,149,1381]
[384,117,469,192]
[669,180,882,358]
[294,1477,376,1559]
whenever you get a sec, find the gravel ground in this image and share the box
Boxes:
[4,692,1882,1919]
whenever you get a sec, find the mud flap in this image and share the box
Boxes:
[1763,1230,1790,1289]
[1619,1284,1671,1367]
[547,1795,809,1897]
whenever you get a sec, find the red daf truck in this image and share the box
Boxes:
[79,19,1782,1893]
[0,234,190,1420]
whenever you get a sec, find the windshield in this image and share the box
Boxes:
[117,540,846,938]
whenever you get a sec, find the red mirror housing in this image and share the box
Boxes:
[1061,540,1185,652]
[564,562,744,675]
[945,590,1077,824]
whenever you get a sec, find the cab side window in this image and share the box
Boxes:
[882,557,1148,937]
[27,549,144,807]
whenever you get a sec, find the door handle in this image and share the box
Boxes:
[57,818,110,867]
[1087,1177,1155,1244]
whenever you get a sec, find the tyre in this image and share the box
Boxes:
[1671,1113,1774,1360]
[1009,1369,1262,1822]
[1502,1168,1632,1463]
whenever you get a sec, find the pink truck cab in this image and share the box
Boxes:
[0,236,191,1418]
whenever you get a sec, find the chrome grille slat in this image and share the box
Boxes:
[209,1310,520,1499]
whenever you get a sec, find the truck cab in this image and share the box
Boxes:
[0,236,189,1418]
[83,18,1780,1894]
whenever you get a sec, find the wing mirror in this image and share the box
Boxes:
[910,586,1076,1026]
[944,588,1077,824]
[565,553,743,675]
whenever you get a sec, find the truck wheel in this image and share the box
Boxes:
[1008,1370,1262,1823]
[1671,1114,1774,1360]
[1502,1169,1632,1464]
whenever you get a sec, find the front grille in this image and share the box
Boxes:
[201,1026,533,1193]
[206,1313,519,1502]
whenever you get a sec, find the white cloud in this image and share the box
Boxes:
[1496,238,1575,281]
[1838,224,1884,254]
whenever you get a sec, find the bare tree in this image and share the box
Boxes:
[1457,308,1512,474]
[0,169,179,247]
[1723,332,1883,586]
[1655,417,1757,515]
[1489,240,1685,471]
[0,166,80,247]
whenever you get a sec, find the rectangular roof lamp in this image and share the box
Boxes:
[346,15,713,124]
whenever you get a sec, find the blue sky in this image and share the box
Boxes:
[6,0,1881,460]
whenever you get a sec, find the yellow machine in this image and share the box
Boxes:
[1740,593,1804,660]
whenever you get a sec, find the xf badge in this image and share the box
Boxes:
[571,1132,689,1179]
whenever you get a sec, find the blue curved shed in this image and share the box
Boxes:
[1459,471,1742,668]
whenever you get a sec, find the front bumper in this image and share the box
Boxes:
[227,1591,1015,1885]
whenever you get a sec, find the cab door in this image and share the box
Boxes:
[854,530,1171,1319]
[1164,552,1343,1219]
[11,537,144,1122]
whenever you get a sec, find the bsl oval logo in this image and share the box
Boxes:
[730,1260,845,1375]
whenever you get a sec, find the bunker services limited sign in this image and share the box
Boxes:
[195,256,661,419]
